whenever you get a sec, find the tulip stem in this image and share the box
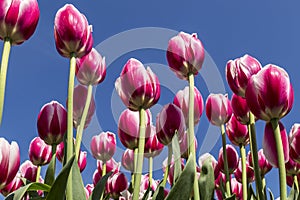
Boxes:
[271,118,287,200]
[100,162,106,200]
[293,175,299,192]
[0,38,11,126]
[133,148,138,186]
[36,165,41,182]
[221,124,231,196]
[149,156,153,187]
[262,176,267,197]
[162,144,172,187]
[248,112,264,200]
[240,144,247,200]
[52,144,57,177]
[66,53,76,200]
[132,108,146,200]
[188,73,200,200]
[75,84,93,159]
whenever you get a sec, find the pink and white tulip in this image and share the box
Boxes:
[231,94,251,124]
[289,124,300,163]
[217,144,239,174]
[248,149,272,177]
[234,159,255,183]
[28,137,52,166]
[226,115,249,146]
[121,149,135,172]
[20,160,37,182]
[144,126,164,158]
[107,172,128,199]
[90,131,116,162]
[0,173,23,197]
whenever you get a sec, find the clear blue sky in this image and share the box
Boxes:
[1,0,300,198]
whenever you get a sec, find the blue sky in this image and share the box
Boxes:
[1,0,300,198]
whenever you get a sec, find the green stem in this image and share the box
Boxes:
[293,174,299,192]
[240,144,247,200]
[221,124,231,196]
[270,118,287,200]
[249,112,264,200]
[100,162,106,200]
[66,53,76,200]
[75,84,93,159]
[132,108,146,200]
[36,165,41,182]
[0,38,11,125]
[262,176,267,198]
[162,144,172,187]
[52,144,57,177]
[149,156,153,187]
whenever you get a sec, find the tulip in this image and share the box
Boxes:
[285,157,300,176]
[226,54,262,97]
[144,126,164,158]
[179,132,197,159]
[231,178,243,200]
[85,184,94,199]
[121,149,135,172]
[92,169,101,186]
[226,115,249,146]
[54,4,93,58]
[248,149,272,177]
[163,156,185,186]
[173,86,203,126]
[37,101,67,145]
[289,124,300,162]
[231,94,250,124]
[56,141,64,163]
[217,144,239,174]
[78,151,87,173]
[90,131,116,162]
[234,159,255,183]
[214,171,227,189]
[205,93,232,127]
[20,160,37,182]
[166,32,205,80]
[107,172,128,199]
[76,48,106,86]
[28,137,52,166]
[97,158,120,177]
[0,173,23,197]
[115,58,160,111]
[245,64,294,121]
[198,153,217,172]
[0,138,20,189]
[118,109,152,149]
[156,103,186,146]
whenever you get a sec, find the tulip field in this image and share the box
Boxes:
[0,1,299,200]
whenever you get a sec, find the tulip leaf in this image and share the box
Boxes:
[152,181,165,200]
[71,158,86,200]
[89,172,112,200]
[199,158,215,200]
[172,132,182,184]
[4,182,51,200]
[45,154,56,186]
[165,154,195,200]
[288,183,299,200]
[225,194,236,200]
[46,155,75,200]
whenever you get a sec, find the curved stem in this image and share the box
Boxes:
[100,162,106,200]
[249,112,264,200]
[271,118,287,200]
[36,165,41,182]
[221,124,231,196]
[132,108,146,200]
[162,144,172,187]
[149,156,153,187]
[0,38,11,125]
[293,174,299,192]
[240,144,247,200]
[75,84,93,159]
[262,176,267,198]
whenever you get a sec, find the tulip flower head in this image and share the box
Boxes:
[54,4,93,58]
[0,0,40,45]
[0,173,23,197]
[167,32,205,80]
[285,157,300,176]
[90,131,116,162]
[107,172,128,199]
[144,125,164,158]
[226,115,249,146]
[231,178,243,200]
[226,54,262,97]
[85,184,94,199]
[231,94,250,124]
[234,159,255,183]
[248,149,272,177]
[217,144,239,174]
[20,160,37,182]
[245,64,294,121]
[78,151,87,173]
[97,158,120,177]
[289,123,300,163]
[121,149,135,172]
[198,153,217,172]
[28,137,52,166]
[115,58,160,111]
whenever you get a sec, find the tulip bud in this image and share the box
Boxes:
[144,126,164,158]
[97,158,120,176]
[0,0,40,45]
[179,132,197,159]
[54,4,93,58]
[140,174,159,192]
[231,178,243,200]
[156,104,186,145]
[20,160,37,182]
[78,151,87,173]
[72,84,96,129]
[92,169,101,186]
[248,149,272,177]
[245,64,294,121]
[0,174,23,197]
[226,54,262,97]
[217,144,239,174]
[263,121,289,168]
[90,131,116,162]
[289,124,300,163]
[76,48,106,86]
[118,109,152,149]
[166,32,205,80]
[231,94,250,124]
[0,138,20,189]
[37,101,67,145]
[226,115,249,146]
[121,149,135,172]
[115,58,160,111]
[205,93,232,126]
[85,184,94,199]
[56,141,64,163]
[234,159,255,184]
[28,137,52,166]
[107,172,128,199]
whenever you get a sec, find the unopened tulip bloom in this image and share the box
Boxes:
[218,145,239,174]
[0,0,40,45]
[85,184,94,199]
[78,151,87,172]
[231,178,243,200]
[121,149,135,172]
[37,101,67,145]
[97,158,120,177]
[245,64,294,121]
[144,126,164,158]
[248,149,272,177]
[166,32,205,80]
[179,132,197,159]
[285,157,300,176]
[226,54,262,97]
[289,124,300,162]
[54,4,93,58]
[234,159,255,183]
[140,174,159,193]
[0,174,23,197]
[205,93,232,127]
[29,137,52,166]
[76,48,106,86]
[20,160,37,182]
[118,109,152,149]
[226,115,249,146]
[263,121,289,168]
[90,131,116,162]
[173,86,204,126]
[0,138,20,189]
[156,103,186,145]
[115,58,160,111]
[231,94,250,124]
[107,172,128,199]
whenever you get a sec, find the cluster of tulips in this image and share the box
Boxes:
[0,1,298,200]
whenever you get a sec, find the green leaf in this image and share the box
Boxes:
[46,155,75,200]
[247,184,257,200]
[152,181,165,200]
[268,188,275,200]
[45,155,56,186]
[225,194,236,200]
[165,154,195,200]
[71,158,87,200]
[89,172,113,200]
[172,132,182,184]
[288,182,299,200]
[5,182,51,200]
[199,158,215,200]
[141,184,151,200]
